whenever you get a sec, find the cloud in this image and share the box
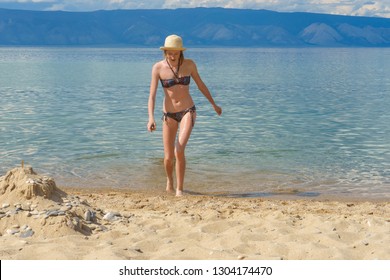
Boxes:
[162,0,390,17]
[352,1,390,18]
[43,0,156,11]
[0,0,389,18]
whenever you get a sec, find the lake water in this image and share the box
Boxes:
[1,47,389,199]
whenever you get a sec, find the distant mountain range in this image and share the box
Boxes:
[1,7,390,47]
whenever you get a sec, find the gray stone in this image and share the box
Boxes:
[84,210,92,221]
[19,229,34,238]
[6,210,18,216]
[46,210,59,217]
[45,209,65,217]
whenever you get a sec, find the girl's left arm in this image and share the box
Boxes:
[190,60,222,116]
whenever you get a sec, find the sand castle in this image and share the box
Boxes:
[0,165,63,202]
[0,166,121,239]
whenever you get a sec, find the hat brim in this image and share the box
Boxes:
[160,47,186,51]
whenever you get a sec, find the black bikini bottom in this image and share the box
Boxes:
[162,105,196,127]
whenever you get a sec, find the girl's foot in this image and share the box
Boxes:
[166,178,174,193]
[176,190,183,197]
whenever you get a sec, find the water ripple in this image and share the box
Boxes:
[1,47,389,199]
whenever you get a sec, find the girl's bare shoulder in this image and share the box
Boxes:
[152,60,166,73]
[184,58,195,64]
[154,60,165,68]
[183,58,197,69]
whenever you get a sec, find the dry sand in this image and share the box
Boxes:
[0,167,389,260]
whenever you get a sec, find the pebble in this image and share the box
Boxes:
[21,225,29,230]
[6,228,20,235]
[46,210,66,217]
[14,204,22,210]
[30,210,40,216]
[21,205,31,211]
[84,210,96,222]
[45,210,58,217]
[19,229,34,238]
[84,210,92,221]
[2,203,10,209]
[103,212,121,222]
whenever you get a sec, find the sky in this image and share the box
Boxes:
[0,0,389,18]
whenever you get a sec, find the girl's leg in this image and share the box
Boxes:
[162,118,178,193]
[175,111,196,196]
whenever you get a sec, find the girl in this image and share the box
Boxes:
[147,34,222,196]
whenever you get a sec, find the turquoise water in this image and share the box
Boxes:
[1,47,389,199]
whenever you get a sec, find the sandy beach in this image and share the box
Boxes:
[0,166,389,260]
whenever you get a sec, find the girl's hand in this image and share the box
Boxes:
[214,105,222,116]
[147,121,156,132]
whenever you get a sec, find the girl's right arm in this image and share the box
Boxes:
[147,64,159,132]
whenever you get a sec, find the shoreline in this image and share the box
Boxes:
[3,164,389,202]
[62,185,390,203]
[1,185,389,260]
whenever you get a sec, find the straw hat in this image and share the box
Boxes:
[160,35,186,51]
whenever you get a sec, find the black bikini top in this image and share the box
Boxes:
[160,58,191,88]
[160,76,191,88]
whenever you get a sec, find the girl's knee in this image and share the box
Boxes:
[164,155,175,165]
[174,147,185,159]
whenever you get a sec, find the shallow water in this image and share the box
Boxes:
[1,47,389,199]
